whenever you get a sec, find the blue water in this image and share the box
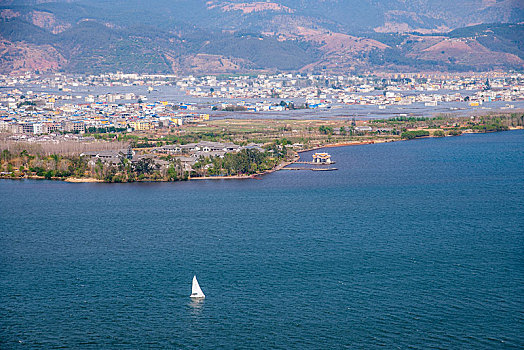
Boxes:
[1,131,523,349]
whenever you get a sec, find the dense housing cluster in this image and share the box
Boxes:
[1,72,523,137]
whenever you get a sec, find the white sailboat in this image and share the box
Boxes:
[190,275,205,299]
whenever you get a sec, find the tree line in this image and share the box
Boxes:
[1,145,289,182]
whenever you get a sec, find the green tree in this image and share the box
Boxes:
[49,154,60,170]
[401,130,430,140]
[133,158,154,176]
[167,165,178,181]
[319,125,334,135]
[1,150,11,162]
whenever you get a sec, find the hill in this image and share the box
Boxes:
[0,0,523,74]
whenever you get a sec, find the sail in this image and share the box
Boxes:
[191,275,205,298]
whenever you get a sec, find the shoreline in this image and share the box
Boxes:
[284,127,523,165]
[295,126,523,155]
[64,177,104,183]
[295,140,379,155]
[1,128,522,183]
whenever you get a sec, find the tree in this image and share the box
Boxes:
[167,164,178,181]
[133,158,154,175]
[49,154,60,170]
[1,150,12,162]
[401,130,430,139]
[319,125,333,135]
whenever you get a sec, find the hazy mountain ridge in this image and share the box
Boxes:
[0,0,522,74]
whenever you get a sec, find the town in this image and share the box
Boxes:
[1,71,523,136]
[1,71,523,182]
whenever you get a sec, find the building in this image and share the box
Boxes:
[21,123,34,134]
[43,122,60,133]
[32,123,44,134]
[61,120,85,133]
[155,144,182,155]
[0,120,10,132]
[80,150,125,166]
[129,120,151,131]
[312,152,332,164]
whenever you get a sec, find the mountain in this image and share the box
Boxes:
[0,0,523,74]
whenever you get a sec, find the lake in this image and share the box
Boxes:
[1,130,523,348]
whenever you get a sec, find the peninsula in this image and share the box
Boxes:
[1,113,522,183]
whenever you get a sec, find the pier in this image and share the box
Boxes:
[294,161,336,165]
[284,152,338,171]
[289,151,336,166]
[282,167,338,171]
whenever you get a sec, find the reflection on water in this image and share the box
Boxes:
[188,298,205,316]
